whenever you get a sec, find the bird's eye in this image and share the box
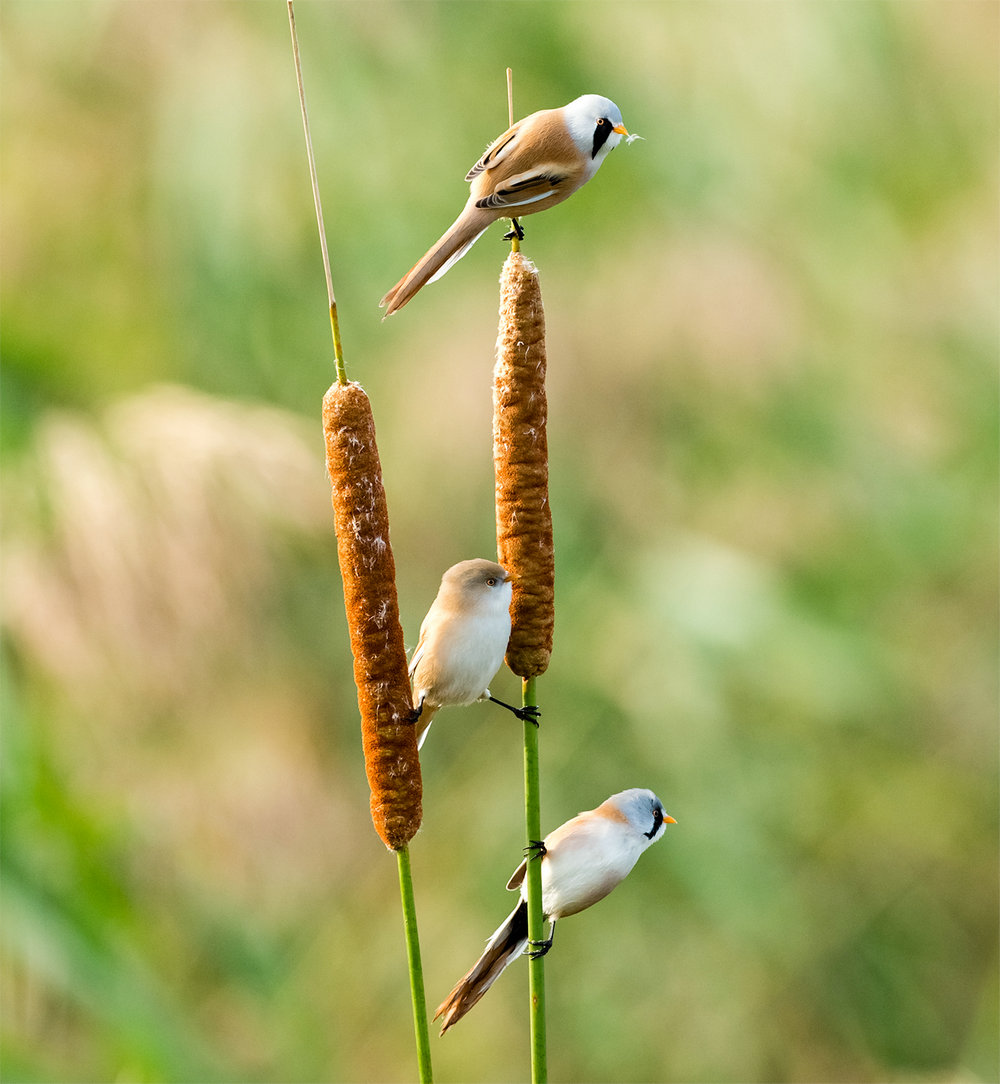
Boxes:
[486,577,497,586]
[644,807,664,839]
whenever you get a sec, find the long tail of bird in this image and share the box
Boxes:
[380,207,490,316]
[434,898,528,1034]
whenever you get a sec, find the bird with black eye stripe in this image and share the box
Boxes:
[380,94,631,315]
[434,788,675,1034]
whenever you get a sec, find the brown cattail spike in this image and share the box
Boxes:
[493,251,555,678]
[323,381,421,850]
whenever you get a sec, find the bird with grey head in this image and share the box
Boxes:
[435,788,675,1033]
[380,94,632,315]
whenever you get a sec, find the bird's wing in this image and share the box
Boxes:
[465,122,523,181]
[505,857,528,891]
[475,166,571,210]
[408,626,427,679]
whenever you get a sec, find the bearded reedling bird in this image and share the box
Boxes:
[409,559,539,749]
[435,788,675,1034]
[380,94,631,315]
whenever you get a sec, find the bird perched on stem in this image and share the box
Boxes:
[434,788,675,1033]
[380,94,631,315]
[409,559,539,749]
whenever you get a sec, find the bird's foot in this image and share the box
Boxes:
[488,695,540,726]
[513,704,541,725]
[524,839,547,861]
[502,217,525,241]
[528,937,553,960]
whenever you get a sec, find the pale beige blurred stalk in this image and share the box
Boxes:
[1,385,326,705]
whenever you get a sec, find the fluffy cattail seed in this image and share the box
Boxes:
[493,251,554,679]
[323,380,421,850]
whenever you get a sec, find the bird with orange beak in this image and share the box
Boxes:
[380,94,632,315]
[435,788,675,1034]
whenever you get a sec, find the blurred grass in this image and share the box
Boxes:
[1,1,997,1081]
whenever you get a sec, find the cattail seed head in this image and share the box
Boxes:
[493,252,554,678]
[323,381,421,850]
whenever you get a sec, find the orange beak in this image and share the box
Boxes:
[613,123,629,136]
[664,814,677,824]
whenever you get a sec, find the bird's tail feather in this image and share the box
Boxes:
[415,705,437,750]
[380,210,489,316]
[434,899,528,1034]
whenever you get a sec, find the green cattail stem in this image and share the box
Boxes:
[397,846,433,1083]
[330,301,347,385]
[522,676,547,1083]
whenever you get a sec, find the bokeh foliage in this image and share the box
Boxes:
[1,2,997,1082]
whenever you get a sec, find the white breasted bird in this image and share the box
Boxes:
[380,94,631,315]
[435,788,675,1034]
[409,559,539,749]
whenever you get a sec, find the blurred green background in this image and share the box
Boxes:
[2,1,997,1081]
